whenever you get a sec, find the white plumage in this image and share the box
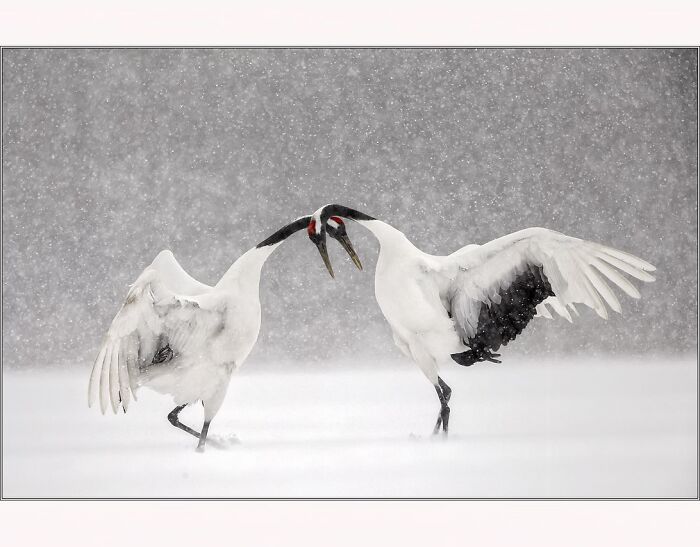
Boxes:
[89,251,230,413]
[88,217,312,450]
[446,227,656,338]
[313,205,656,435]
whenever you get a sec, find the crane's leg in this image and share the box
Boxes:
[167,404,201,440]
[439,377,452,403]
[432,397,443,433]
[196,389,229,452]
[196,421,211,452]
[167,403,224,451]
[432,376,451,435]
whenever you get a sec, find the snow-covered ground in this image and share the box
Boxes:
[2,357,697,498]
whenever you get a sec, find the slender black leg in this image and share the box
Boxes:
[438,377,452,403]
[168,404,221,451]
[167,404,201,440]
[196,421,211,452]
[432,403,443,434]
[432,377,451,436]
[440,403,450,434]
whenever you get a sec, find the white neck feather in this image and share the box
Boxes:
[355,219,417,254]
[215,243,281,292]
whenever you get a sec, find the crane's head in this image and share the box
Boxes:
[307,214,362,278]
[307,204,374,278]
[254,209,364,278]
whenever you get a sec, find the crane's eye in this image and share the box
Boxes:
[307,219,317,236]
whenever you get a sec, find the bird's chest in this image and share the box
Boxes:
[209,298,262,366]
[374,260,447,333]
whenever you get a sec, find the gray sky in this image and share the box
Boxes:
[2,48,697,369]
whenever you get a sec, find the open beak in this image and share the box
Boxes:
[314,238,335,278]
[336,234,363,271]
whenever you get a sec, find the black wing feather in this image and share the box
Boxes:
[452,264,554,366]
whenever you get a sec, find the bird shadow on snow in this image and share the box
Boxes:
[205,434,242,449]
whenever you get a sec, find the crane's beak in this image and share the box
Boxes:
[314,238,335,278]
[334,233,363,271]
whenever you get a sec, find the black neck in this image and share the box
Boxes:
[256,216,311,248]
[320,204,375,224]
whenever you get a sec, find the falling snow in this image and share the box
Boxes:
[2,49,696,368]
[1,49,697,497]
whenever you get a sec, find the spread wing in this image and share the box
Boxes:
[149,250,212,295]
[88,263,224,415]
[445,227,656,356]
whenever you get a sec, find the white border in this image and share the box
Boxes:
[2,500,700,545]
[1,0,699,545]
[0,0,699,46]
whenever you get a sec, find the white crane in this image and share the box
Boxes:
[88,215,361,451]
[308,204,656,435]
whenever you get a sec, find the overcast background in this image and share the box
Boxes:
[2,48,697,370]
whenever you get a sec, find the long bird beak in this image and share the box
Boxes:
[314,238,335,278]
[335,233,363,271]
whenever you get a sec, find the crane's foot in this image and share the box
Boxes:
[451,347,501,366]
[432,405,450,436]
[433,413,443,435]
